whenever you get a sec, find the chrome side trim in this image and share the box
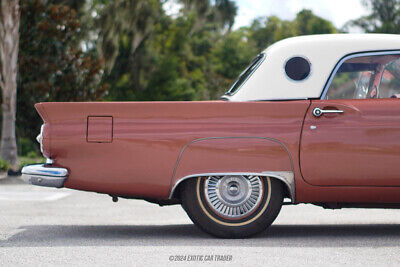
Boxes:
[320,50,400,100]
[21,164,68,188]
[168,171,295,203]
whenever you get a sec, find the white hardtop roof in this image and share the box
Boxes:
[227,34,400,101]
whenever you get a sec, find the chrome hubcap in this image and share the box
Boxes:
[204,175,263,218]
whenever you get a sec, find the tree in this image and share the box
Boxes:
[294,9,336,35]
[178,0,237,33]
[0,0,20,166]
[210,29,257,98]
[18,1,106,148]
[97,0,163,72]
[349,0,400,33]
[99,0,239,102]
[249,16,295,51]
[248,10,336,51]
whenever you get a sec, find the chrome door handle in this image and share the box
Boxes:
[312,107,344,117]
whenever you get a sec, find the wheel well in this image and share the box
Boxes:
[171,175,293,202]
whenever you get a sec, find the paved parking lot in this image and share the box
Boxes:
[1,178,400,266]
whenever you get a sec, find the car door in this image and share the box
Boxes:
[300,51,400,186]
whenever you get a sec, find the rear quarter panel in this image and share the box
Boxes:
[36,101,309,199]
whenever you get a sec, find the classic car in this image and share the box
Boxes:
[22,33,400,238]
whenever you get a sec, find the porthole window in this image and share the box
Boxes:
[284,56,311,81]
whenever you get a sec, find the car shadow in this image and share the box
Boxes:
[2,223,400,248]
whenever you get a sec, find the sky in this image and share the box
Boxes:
[234,0,370,30]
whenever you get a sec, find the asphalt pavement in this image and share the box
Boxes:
[1,177,400,266]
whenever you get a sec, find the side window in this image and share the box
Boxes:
[379,62,400,98]
[325,53,400,100]
[225,53,265,95]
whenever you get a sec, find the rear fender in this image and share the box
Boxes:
[169,137,295,202]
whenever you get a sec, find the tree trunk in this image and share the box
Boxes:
[0,0,20,166]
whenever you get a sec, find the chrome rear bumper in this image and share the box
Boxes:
[21,164,68,188]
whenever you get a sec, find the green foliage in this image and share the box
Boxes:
[294,10,337,35]
[249,16,294,51]
[18,0,107,143]
[209,30,257,97]
[349,0,400,33]
[100,0,240,102]
[248,10,336,51]
[178,0,237,32]
[97,0,163,72]
[213,31,256,79]
[26,151,39,159]
[18,157,46,170]
[18,137,38,157]
[0,158,9,172]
